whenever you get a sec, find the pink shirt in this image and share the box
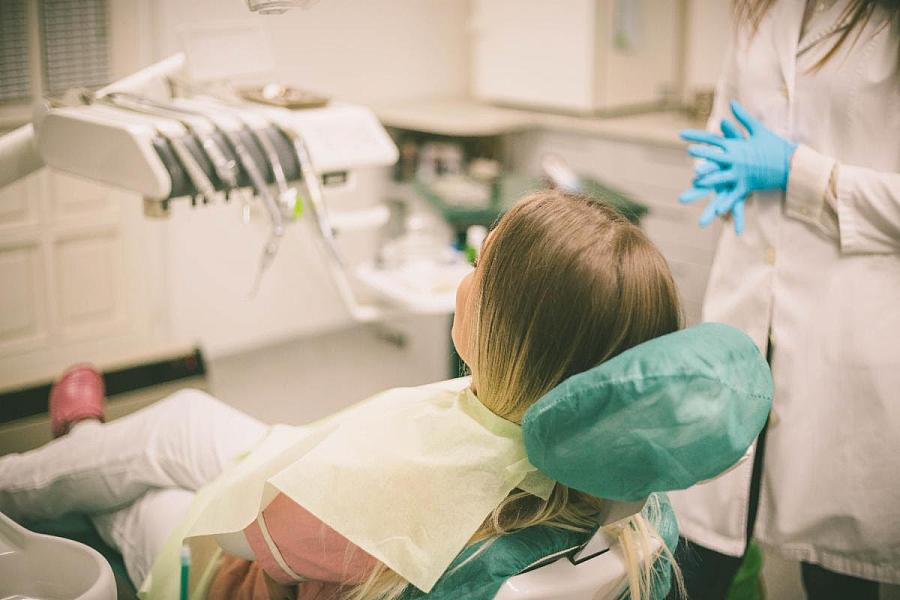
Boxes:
[209,493,379,599]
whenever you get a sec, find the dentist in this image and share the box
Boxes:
[671,1,900,599]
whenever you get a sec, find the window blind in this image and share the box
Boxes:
[0,0,31,104]
[39,0,110,96]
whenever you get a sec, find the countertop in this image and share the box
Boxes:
[372,98,705,148]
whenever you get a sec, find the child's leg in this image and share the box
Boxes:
[91,487,196,588]
[0,389,267,522]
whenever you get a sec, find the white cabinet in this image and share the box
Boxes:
[0,170,169,390]
[471,0,682,114]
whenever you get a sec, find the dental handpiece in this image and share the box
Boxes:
[218,127,285,235]
[279,129,342,265]
[183,100,296,217]
[102,93,287,294]
[246,124,291,200]
[204,121,289,294]
[167,134,218,203]
[95,95,218,203]
[110,93,285,234]
[103,93,249,204]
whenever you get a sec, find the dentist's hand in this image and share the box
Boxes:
[678,117,747,233]
[679,100,797,234]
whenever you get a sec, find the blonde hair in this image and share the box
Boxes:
[347,191,684,600]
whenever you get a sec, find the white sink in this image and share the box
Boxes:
[0,512,115,600]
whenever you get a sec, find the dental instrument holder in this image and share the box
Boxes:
[107,94,298,293]
[32,53,400,316]
[138,102,344,298]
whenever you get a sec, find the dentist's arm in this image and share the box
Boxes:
[786,145,900,254]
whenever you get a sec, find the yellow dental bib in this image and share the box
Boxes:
[140,378,553,597]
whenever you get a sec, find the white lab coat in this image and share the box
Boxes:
[669,0,900,584]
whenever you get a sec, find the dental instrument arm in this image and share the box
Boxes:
[1,55,188,192]
[280,129,381,321]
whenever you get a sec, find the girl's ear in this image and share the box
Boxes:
[452,267,482,369]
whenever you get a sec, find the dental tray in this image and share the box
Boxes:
[237,84,330,109]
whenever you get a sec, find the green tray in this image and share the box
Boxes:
[414,174,648,232]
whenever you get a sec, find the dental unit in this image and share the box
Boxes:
[1,52,459,317]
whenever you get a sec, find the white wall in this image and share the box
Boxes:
[684,0,732,93]
[149,0,470,103]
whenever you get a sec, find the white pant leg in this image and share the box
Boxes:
[0,389,268,521]
[91,488,195,588]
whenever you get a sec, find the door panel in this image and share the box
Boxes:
[54,228,125,340]
[47,171,118,221]
[0,168,168,391]
[0,241,47,355]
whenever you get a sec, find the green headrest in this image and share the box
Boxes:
[522,323,772,502]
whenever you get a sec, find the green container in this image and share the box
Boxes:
[727,543,766,600]
[414,173,649,235]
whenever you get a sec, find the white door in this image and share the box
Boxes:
[0,170,171,391]
[0,0,176,392]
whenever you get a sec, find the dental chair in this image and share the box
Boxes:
[407,322,772,600]
[6,323,771,600]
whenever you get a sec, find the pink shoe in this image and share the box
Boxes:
[49,363,105,438]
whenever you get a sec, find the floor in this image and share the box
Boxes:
[206,314,453,426]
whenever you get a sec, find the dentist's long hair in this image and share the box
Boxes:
[736,0,899,70]
[350,191,684,600]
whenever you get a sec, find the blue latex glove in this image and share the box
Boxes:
[681,100,797,224]
[678,118,749,233]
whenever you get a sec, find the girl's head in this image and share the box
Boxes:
[453,190,682,422]
[356,191,684,600]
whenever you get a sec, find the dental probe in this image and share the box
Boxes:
[167,135,219,205]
